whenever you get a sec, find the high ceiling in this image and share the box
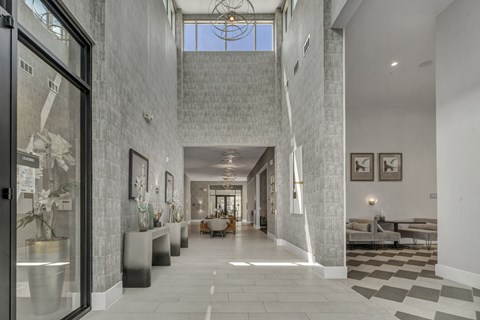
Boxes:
[346,0,454,109]
[175,0,284,14]
[184,147,267,182]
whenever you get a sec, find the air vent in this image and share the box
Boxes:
[19,58,33,76]
[303,34,311,57]
[48,79,59,93]
[293,60,299,75]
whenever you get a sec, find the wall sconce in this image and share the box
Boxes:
[367,196,378,206]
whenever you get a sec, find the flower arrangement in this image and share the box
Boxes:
[167,192,184,223]
[17,129,76,241]
[133,165,150,231]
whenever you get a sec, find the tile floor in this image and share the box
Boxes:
[347,247,480,320]
[83,224,479,320]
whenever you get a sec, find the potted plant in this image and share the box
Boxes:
[17,129,76,315]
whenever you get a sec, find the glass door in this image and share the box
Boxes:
[1,0,92,319]
[0,3,16,319]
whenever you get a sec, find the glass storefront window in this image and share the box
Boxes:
[16,42,82,319]
[19,0,82,77]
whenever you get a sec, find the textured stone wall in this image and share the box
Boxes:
[247,147,276,235]
[180,52,278,146]
[62,0,183,293]
[276,0,345,267]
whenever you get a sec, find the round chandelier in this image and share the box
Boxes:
[209,0,256,41]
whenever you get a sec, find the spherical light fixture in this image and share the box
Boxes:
[209,0,255,41]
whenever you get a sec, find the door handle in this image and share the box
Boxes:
[1,188,13,200]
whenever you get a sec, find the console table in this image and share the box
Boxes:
[123,227,171,288]
[165,221,188,256]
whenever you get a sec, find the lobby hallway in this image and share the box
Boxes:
[84,223,396,320]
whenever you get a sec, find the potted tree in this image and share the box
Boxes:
[17,129,76,315]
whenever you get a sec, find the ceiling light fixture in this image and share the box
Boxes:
[209,0,255,41]
[391,61,399,67]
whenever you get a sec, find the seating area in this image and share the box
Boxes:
[200,216,236,237]
[347,218,437,250]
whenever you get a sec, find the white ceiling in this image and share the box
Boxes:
[346,0,454,109]
[184,147,267,182]
[175,0,284,14]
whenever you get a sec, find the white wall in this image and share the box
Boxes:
[436,0,480,287]
[345,0,438,222]
[346,106,437,220]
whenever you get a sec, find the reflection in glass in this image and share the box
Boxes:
[19,0,82,76]
[16,43,82,319]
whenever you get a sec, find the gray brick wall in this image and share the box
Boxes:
[180,52,278,146]
[62,0,183,292]
[276,0,345,267]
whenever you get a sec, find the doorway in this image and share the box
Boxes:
[0,0,92,319]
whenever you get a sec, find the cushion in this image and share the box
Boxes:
[352,222,370,232]
[346,223,353,229]
[409,223,437,231]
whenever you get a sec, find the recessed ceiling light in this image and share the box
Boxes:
[391,61,399,67]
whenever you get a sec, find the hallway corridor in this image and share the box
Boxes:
[84,224,394,320]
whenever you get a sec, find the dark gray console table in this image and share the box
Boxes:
[165,221,188,256]
[123,227,171,288]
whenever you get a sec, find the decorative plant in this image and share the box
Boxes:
[17,129,76,241]
[133,165,150,212]
[167,192,183,223]
[133,165,151,231]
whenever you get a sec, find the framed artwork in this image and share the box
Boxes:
[165,171,174,203]
[350,153,374,181]
[379,153,403,181]
[129,149,149,199]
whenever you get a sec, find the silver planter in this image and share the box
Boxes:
[26,238,69,315]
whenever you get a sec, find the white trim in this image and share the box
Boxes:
[91,281,123,310]
[275,238,347,279]
[312,265,348,279]
[267,231,276,240]
[255,163,268,230]
[436,264,480,289]
[275,238,315,262]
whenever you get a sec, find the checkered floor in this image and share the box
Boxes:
[346,246,480,320]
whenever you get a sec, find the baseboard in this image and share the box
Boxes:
[436,264,480,289]
[267,232,276,240]
[275,238,315,262]
[275,238,347,279]
[312,265,348,279]
[91,281,123,310]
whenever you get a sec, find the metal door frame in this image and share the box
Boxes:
[0,0,93,319]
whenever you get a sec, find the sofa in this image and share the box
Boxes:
[398,218,437,250]
[347,218,401,249]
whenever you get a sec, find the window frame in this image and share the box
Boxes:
[183,20,274,52]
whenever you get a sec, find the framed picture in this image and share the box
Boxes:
[350,153,374,181]
[379,153,403,181]
[129,149,149,199]
[165,171,174,203]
